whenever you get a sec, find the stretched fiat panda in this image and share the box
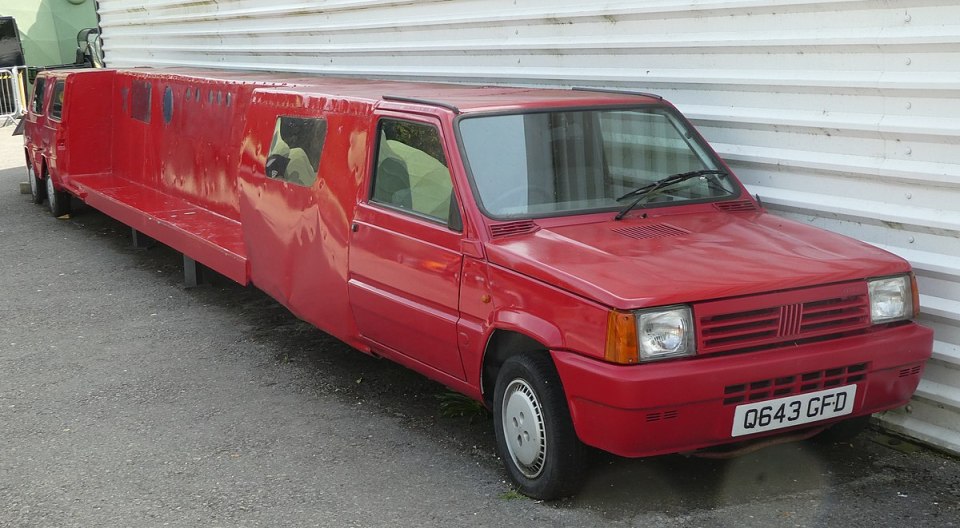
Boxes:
[22,68,933,499]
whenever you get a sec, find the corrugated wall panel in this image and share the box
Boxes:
[95,0,960,454]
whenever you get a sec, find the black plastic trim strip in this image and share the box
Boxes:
[382,95,461,114]
[571,86,664,100]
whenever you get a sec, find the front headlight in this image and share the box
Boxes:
[867,275,915,324]
[638,305,696,361]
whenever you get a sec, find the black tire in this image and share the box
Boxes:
[27,157,44,204]
[814,415,871,445]
[45,172,71,217]
[493,354,586,500]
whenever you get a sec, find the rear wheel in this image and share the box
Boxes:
[45,172,71,217]
[27,158,44,204]
[493,354,586,500]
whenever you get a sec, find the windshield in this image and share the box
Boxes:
[458,106,739,219]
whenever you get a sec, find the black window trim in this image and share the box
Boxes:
[31,77,47,116]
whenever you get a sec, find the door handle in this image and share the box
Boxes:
[351,222,359,232]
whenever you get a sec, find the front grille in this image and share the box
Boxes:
[723,363,867,405]
[695,282,871,355]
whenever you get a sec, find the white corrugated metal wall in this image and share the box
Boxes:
[95,0,960,454]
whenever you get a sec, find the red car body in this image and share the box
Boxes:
[22,68,933,497]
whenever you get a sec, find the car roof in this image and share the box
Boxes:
[57,67,665,115]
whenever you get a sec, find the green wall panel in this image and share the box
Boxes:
[0,0,97,67]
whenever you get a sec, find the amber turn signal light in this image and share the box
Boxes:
[605,310,639,364]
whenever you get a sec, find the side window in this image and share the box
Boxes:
[372,119,454,224]
[162,86,174,124]
[31,77,46,114]
[49,80,65,121]
[265,116,327,187]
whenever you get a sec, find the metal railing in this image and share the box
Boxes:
[1,66,27,127]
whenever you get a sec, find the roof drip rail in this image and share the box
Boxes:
[571,86,664,101]
[381,95,460,114]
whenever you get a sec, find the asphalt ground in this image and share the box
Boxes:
[1,126,958,527]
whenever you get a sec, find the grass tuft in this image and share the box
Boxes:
[498,489,526,501]
[436,391,490,421]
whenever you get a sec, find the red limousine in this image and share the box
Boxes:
[22,68,933,499]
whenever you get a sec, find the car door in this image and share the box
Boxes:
[23,76,49,175]
[42,79,66,178]
[347,113,466,379]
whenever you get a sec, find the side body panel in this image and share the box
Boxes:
[237,90,369,347]
[110,72,257,219]
[58,71,115,186]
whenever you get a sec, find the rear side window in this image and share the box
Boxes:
[31,77,46,114]
[265,116,327,187]
[49,80,65,121]
[371,119,453,224]
[130,80,152,123]
[162,86,174,124]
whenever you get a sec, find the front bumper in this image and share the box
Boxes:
[552,322,933,457]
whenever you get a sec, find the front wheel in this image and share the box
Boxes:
[493,354,586,500]
[27,158,44,204]
[45,173,71,217]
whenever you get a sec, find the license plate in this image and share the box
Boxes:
[731,384,857,437]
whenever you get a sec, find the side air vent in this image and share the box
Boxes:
[899,365,922,378]
[646,410,679,423]
[489,220,538,239]
[613,223,689,240]
[714,200,760,212]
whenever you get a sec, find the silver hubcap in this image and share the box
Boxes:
[28,168,38,197]
[45,176,56,211]
[502,378,546,478]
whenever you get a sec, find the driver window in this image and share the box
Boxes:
[49,80,65,121]
[371,119,454,224]
[31,77,46,114]
[265,116,327,187]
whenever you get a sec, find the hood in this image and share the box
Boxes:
[484,211,909,310]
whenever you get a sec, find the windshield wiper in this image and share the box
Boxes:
[614,169,728,221]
